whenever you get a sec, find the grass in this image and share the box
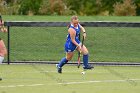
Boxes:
[0,64,140,93]
[2,15,140,22]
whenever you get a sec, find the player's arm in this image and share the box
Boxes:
[79,24,86,39]
[0,20,7,33]
[68,28,80,47]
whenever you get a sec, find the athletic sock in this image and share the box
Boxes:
[83,54,89,67]
[58,57,68,68]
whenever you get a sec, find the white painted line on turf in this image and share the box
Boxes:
[0,85,16,88]
[17,85,25,87]
[26,84,44,86]
[0,84,44,88]
[0,79,139,88]
[57,79,140,85]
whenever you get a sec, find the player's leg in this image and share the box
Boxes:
[0,56,4,64]
[57,52,74,73]
[0,40,7,64]
[81,45,94,69]
[58,52,74,68]
[57,41,76,73]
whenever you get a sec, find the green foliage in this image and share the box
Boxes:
[18,0,43,15]
[38,0,50,15]
[65,0,98,15]
[8,4,20,15]
[0,0,21,15]
[64,0,123,16]
[134,0,140,15]
[39,0,76,15]
[0,0,8,14]
[49,0,65,15]
[113,0,136,16]
[80,0,97,15]
[101,0,122,14]
[0,0,140,16]
[64,0,81,14]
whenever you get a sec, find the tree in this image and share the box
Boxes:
[134,0,140,15]
[18,0,43,15]
[0,0,8,14]
[101,0,122,15]
[65,0,101,15]
[49,0,66,15]
[64,0,122,16]
[113,0,136,16]
[39,0,72,15]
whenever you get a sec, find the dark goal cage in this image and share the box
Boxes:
[3,21,140,65]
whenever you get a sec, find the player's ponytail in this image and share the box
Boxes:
[0,15,2,26]
[67,24,70,28]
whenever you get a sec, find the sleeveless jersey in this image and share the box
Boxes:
[64,24,81,52]
[66,24,80,43]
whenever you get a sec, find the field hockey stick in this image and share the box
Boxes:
[77,36,84,68]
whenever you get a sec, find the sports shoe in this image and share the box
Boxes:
[83,64,94,70]
[56,64,62,73]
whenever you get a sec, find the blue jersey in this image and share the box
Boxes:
[65,24,81,52]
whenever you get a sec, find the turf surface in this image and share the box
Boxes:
[0,64,140,93]
[3,15,140,22]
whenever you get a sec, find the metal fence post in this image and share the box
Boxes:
[7,25,10,64]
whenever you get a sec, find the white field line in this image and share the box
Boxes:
[0,79,140,88]
[26,84,44,86]
[0,84,44,88]
[57,79,140,85]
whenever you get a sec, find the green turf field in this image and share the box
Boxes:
[0,64,140,93]
[3,15,140,22]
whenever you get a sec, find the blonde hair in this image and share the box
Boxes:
[71,15,78,22]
